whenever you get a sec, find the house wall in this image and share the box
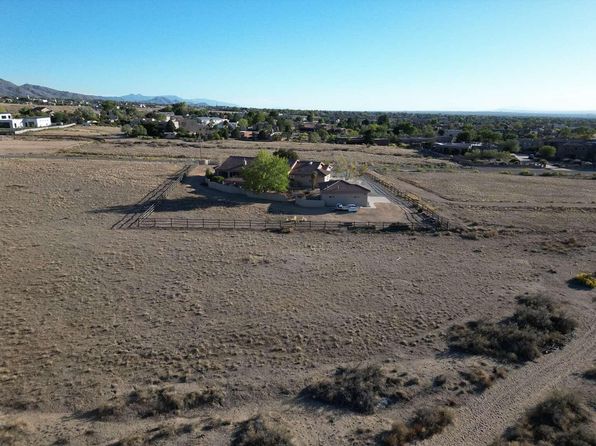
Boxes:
[22,117,52,128]
[206,179,289,202]
[321,192,368,207]
[290,173,330,188]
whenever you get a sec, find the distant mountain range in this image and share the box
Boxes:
[0,78,237,107]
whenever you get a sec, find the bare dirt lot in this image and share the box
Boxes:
[0,142,595,446]
[379,169,596,233]
[0,137,95,155]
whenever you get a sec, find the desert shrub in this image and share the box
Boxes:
[380,407,453,445]
[460,366,507,392]
[573,272,596,289]
[301,366,408,414]
[448,295,576,363]
[493,391,595,445]
[519,169,534,176]
[127,387,223,417]
[87,386,223,420]
[232,415,294,446]
[210,175,225,184]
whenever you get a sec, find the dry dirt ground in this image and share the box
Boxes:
[378,169,596,233]
[0,135,595,446]
[0,137,96,156]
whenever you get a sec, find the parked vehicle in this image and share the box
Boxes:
[335,203,359,212]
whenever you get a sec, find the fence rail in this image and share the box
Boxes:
[365,171,450,230]
[112,164,192,229]
[136,217,424,232]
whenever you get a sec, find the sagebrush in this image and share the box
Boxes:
[448,295,576,362]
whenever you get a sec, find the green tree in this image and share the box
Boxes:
[377,114,389,126]
[237,118,249,130]
[241,151,289,193]
[538,145,557,159]
[172,102,189,115]
[308,132,321,143]
[500,139,520,153]
[273,148,299,162]
[393,121,417,136]
[363,128,374,144]
[165,120,178,133]
[130,125,147,137]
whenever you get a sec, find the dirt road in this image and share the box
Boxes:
[419,317,596,446]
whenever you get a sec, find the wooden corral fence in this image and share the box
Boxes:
[365,171,450,230]
[112,164,193,229]
[135,217,425,232]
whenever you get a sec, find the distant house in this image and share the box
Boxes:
[0,113,22,129]
[31,106,52,115]
[319,180,370,207]
[0,113,51,129]
[288,160,332,188]
[197,116,227,127]
[373,138,390,146]
[239,130,258,140]
[214,156,255,179]
[22,117,52,128]
[299,122,317,132]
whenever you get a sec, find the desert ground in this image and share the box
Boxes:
[0,127,594,445]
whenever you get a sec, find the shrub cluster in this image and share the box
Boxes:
[232,415,294,446]
[493,392,595,445]
[380,407,454,445]
[460,365,507,392]
[87,386,223,420]
[301,366,408,414]
[448,295,576,363]
[574,272,596,289]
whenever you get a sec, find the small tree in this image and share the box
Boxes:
[501,139,520,153]
[130,125,147,137]
[273,148,298,162]
[241,150,289,193]
[538,145,557,159]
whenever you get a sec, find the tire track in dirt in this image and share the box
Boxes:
[420,318,596,446]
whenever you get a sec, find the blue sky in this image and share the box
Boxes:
[3,0,596,111]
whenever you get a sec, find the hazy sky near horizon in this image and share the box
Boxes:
[4,0,596,111]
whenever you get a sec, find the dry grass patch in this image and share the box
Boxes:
[492,391,596,445]
[460,365,508,392]
[111,421,198,446]
[539,237,585,255]
[380,407,454,445]
[301,366,411,414]
[87,386,223,420]
[232,415,294,446]
[448,294,576,363]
